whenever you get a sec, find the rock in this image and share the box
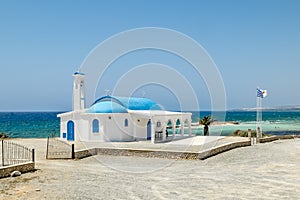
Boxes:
[35,189,41,192]
[10,171,21,177]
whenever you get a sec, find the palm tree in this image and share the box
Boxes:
[199,116,212,136]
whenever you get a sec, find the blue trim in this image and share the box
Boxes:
[87,101,128,113]
[74,71,85,75]
[92,119,99,133]
[67,121,74,141]
[92,96,123,106]
[147,120,151,140]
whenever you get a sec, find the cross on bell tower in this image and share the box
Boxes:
[105,89,110,96]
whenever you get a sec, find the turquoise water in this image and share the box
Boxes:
[0,112,60,138]
[0,111,300,138]
[192,111,300,136]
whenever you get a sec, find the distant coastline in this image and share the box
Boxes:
[231,105,300,112]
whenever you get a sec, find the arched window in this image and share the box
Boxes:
[92,119,99,133]
[124,118,128,127]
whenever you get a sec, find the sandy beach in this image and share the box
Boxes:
[0,138,299,199]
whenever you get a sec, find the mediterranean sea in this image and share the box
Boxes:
[1,111,300,138]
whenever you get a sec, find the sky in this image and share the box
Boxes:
[0,0,299,111]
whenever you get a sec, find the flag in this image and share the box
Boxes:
[257,88,267,98]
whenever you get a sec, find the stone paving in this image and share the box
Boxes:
[74,135,250,153]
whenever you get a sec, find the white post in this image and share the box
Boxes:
[162,122,167,142]
[151,120,155,144]
[248,128,252,145]
[180,119,184,136]
[181,121,185,136]
[188,119,192,136]
[172,120,176,139]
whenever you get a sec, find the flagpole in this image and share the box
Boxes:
[256,95,259,138]
[256,88,262,140]
[256,88,264,141]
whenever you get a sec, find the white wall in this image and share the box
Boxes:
[59,113,135,142]
[58,111,192,142]
[76,118,89,141]
[59,115,68,139]
[132,117,148,140]
[102,114,134,142]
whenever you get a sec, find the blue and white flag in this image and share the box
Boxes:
[257,88,267,98]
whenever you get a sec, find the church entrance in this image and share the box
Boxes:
[67,120,74,141]
[147,120,151,140]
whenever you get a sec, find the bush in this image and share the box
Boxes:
[231,130,256,137]
[231,130,271,137]
[0,131,9,138]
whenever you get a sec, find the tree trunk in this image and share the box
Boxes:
[204,125,209,136]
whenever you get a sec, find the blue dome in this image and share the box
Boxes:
[92,96,162,111]
[87,101,128,113]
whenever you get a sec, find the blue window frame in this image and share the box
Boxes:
[92,119,99,133]
[124,118,128,127]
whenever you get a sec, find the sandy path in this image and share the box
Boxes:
[0,138,299,199]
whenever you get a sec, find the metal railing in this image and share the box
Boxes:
[0,139,35,167]
[46,136,74,159]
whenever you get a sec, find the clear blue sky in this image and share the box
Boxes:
[0,0,299,111]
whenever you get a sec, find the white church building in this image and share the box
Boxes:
[57,72,192,143]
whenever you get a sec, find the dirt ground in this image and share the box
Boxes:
[0,138,299,199]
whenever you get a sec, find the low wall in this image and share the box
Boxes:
[259,135,299,143]
[75,148,97,159]
[75,140,251,160]
[0,162,35,179]
[197,140,251,160]
[259,136,279,143]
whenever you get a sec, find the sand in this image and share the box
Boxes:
[0,138,299,199]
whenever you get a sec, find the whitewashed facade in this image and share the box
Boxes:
[57,72,192,143]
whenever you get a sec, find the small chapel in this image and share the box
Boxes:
[57,72,192,143]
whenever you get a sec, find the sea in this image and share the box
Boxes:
[0,111,300,138]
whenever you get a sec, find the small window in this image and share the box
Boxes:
[63,133,66,138]
[124,119,128,127]
[157,121,161,127]
[92,119,99,133]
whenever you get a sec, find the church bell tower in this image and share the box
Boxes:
[73,72,85,111]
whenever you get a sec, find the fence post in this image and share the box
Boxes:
[32,149,35,163]
[46,137,49,159]
[71,144,75,159]
[248,129,252,145]
[257,127,261,143]
[248,129,251,138]
[1,140,4,166]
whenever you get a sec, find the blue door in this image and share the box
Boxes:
[147,120,151,140]
[67,121,74,141]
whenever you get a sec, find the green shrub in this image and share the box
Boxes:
[0,131,9,138]
[231,130,256,137]
[231,129,271,137]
